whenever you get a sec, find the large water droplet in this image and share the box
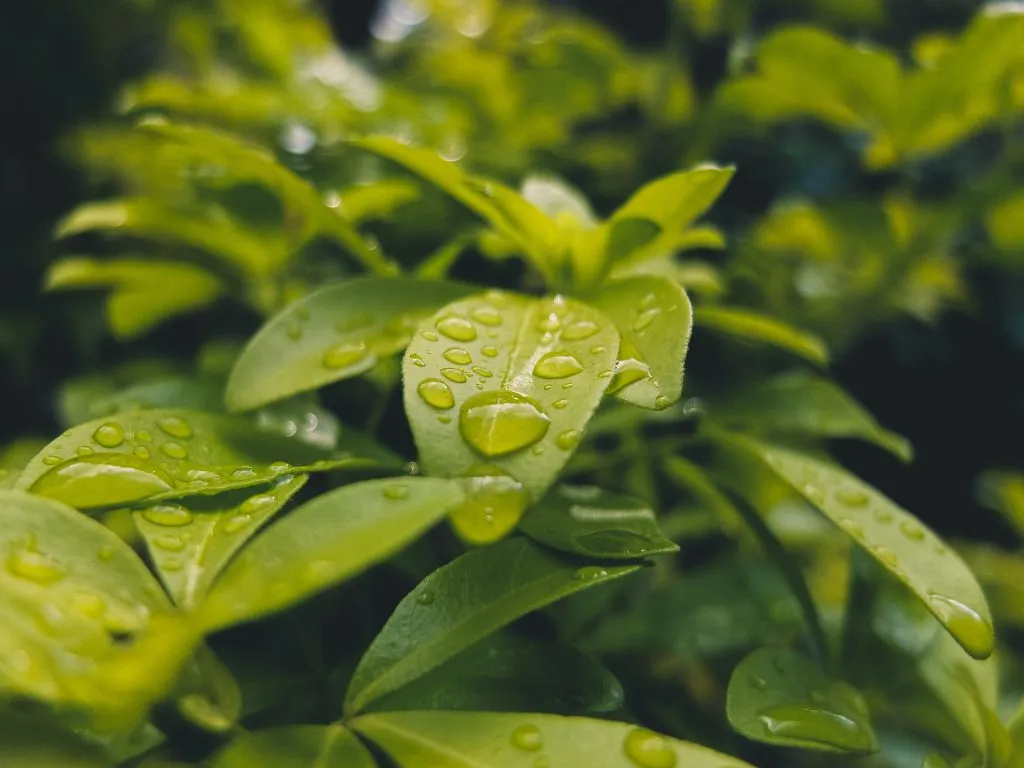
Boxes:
[7,547,66,585]
[418,379,455,410]
[470,306,502,326]
[562,320,599,340]
[511,724,543,751]
[533,352,583,380]
[157,416,193,440]
[927,593,994,659]
[757,704,874,752]
[441,368,468,383]
[623,727,677,768]
[323,341,370,370]
[93,423,126,448]
[437,316,477,342]
[444,348,472,365]
[459,391,550,457]
[449,467,529,544]
[607,358,649,394]
[143,504,193,527]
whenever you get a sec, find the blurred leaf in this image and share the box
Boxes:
[210,725,376,768]
[694,307,829,364]
[987,193,1024,252]
[173,644,243,733]
[0,709,114,768]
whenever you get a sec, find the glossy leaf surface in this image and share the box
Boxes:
[211,725,376,768]
[694,307,829,364]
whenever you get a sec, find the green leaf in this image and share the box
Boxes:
[210,725,376,768]
[225,277,476,412]
[336,180,421,225]
[708,371,912,461]
[173,644,243,733]
[987,192,1024,251]
[352,711,756,768]
[521,174,596,228]
[0,709,114,768]
[198,477,466,631]
[726,646,878,753]
[46,257,222,340]
[694,307,829,364]
[367,631,623,715]
[589,274,693,409]
[520,484,678,559]
[714,433,994,659]
[402,291,619,499]
[16,409,376,509]
[134,474,308,610]
[345,537,641,714]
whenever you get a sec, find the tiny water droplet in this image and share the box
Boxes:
[76,446,94,457]
[286,322,303,340]
[802,484,824,504]
[470,306,502,326]
[471,366,493,378]
[511,724,543,752]
[555,430,580,450]
[873,545,899,568]
[157,416,193,440]
[143,504,193,527]
[134,446,151,459]
[437,316,477,342]
[633,308,661,332]
[383,484,409,500]
[873,509,894,524]
[97,545,116,562]
[421,330,439,341]
[563,320,599,340]
[459,391,550,457]
[640,292,658,309]
[70,592,106,619]
[160,442,188,460]
[553,399,568,409]
[7,548,66,584]
[42,456,61,466]
[438,415,452,424]
[481,345,499,357]
[538,313,562,333]
[654,395,671,409]
[575,566,609,581]
[839,518,864,537]
[531,444,545,455]
[323,341,369,370]
[232,466,257,479]
[899,520,925,541]
[416,590,435,606]
[269,461,292,474]
[590,345,607,354]
[93,423,126,448]
[441,368,468,383]
[223,515,252,534]
[534,352,583,379]
[409,353,426,368]
[418,379,455,410]
[750,674,768,691]
[444,348,472,365]
[623,727,676,768]
[136,430,153,443]
[837,488,869,506]
[153,535,187,552]
[241,494,276,515]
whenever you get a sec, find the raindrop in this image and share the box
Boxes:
[269,462,292,474]
[555,430,581,450]
[438,415,452,424]
[7,547,66,584]
[575,566,609,581]
[383,484,409,500]
[134,447,151,459]
[511,724,543,752]
[421,330,439,342]
[232,466,257,479]
[873,546,899,568]
[136,430,153,443]
[404,461,420,476]
[562,320,599,340]
[471,366,493,378]
[802,484,824,505]
[444,348,472,365]
[323,341,369,370]
[553,399,569,410]
[42,456,61,466]
[450,468,529,544]
[607,358,649,393]
[899,520,925,541]
[839,518,864,537]
[160,442,188,460]
[470,306,503,326]
[459,391,550,457]
[93,423,126,448]
[77,446,94,457]
[757,704,874,752]
[418,379,455,410]
[70,592,106,619]
[161,558,184,572]
[409,353,427,368]
[654,395,671,409]
[157,416,193,440]
[837,488,869,506]
[873,509,894,524]
[590,345,607,355]
[927,593,994,659]
[436,316,477,342]
[441,368,468,383]
[633,309,661,332]
[241,495,276,515]
[481,345,499,357]
[749,674,768,691]
[538,313,561,333]
[97,546,116,562]
[153,535,187,552]
[416,590,435,606]
[533,352,583,379]
[223,515,252,534]
[623,727,677,768]
[143,504,193,527]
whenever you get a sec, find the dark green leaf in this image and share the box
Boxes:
[694,307,829,364]
[210,725,376,768]
[173,644,243,733]
[0,709,113,768]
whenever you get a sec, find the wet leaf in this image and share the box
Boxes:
[727,646,878,753]
[345,537,640,714]
[694,307,829,364]
[520,484,678,560]
[367,631,623,715]
[589,274,693,410]
[352,711,756,768]
[134,474,308,610]
[210,725,376,768]
[225,277,476,411]
[16,409,379,509]
[198,477,466,631]
[402,291,619,500]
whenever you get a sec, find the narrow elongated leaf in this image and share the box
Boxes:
[367,632,623,715]
[134,474,308,610]
[211,725,376,768]
[589,274,693,409]
[694,307,829,364]
[520,484,678,559]
[353,711,756,768]
[708,371,912,461]
[345,537,641,714]
[715,433,994,659]
[199,477,466,631]
[225,277,475,411]
[403,291,619,499]
[17,409,377,509]
[727,646,878,753]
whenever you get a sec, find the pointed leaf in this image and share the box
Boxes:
[352,711,756,768]
[16,409,381,509]
[225,277,476,411]
[695,307,829,364]
[211,725,376,768]
[199,477,466,631]
[134,474,308,610]
[345,537,641,714]
[715,433,994,659]
[520,484,678,559]
[402,291,619,499]
[590,274,693,409]
[727,646,878,753]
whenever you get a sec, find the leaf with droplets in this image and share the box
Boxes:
[225,277,476,411]
[708,371,912,461]
[589,274,693,410]
[727,646,878,753]
[198,477,466,632]
[210,725,376,768]
[344,536,640,714]
[694,307,829,365]
[714,433,994,659]
[16,409,384,509]
[366,631,623,715]
[352,711,756,768]
[134,474,308,610]
[402,291,619,500]
[520,484,678,560]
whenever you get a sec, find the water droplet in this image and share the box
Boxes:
[873,545,899,568]
[161,557,183,572]
[899,520,925,541]
[802,484,824,504]
[553,399,569,410]
[323,341,369,370]
[269,461,292,474]
[471,306,502,326]
[655,395,673,409]
[136,430,153,443]
[471,366,493,378]
[134,446,151,459]
[416,590,435,606]
[160,442,188,460]
[633,308,661,332]
[836,488,869,506]
[241,494,276,515]
[97,545,116,562]
[481,345,499,357]
[153,535,187,552]
[623,727,677,768]
[575,566,609,581]
[640,293,658,310]
[232,466,257,479]
[749,674,768,691]
[563,320,599,340]
[7,547,66,584]
[459,391,550,457]
[70,592,106,619]
[555,430,580,450]
[441,368,468,383]
[511,724,543,751]
[42,456,61,466]
[384,484,409,500]
[76,446,94,457]
[607,358,649,393]
[437,316,477,342]
[757,704,874,752]
[873,509,894,524]
[93,423,126,448]
[409,353,426,368]
[143,504,193,527]
[839,518,864,537]
[533,352,583,380]
[450,467,530,545]
[421,330,439,341]
[157,416,193,440]
[286,322,303,340]
[438,415,452,424]
[927,593,994,659]
[418,379,455,410]
[590,345,607,355]
[223,515,252,534]
[444,348,472,365]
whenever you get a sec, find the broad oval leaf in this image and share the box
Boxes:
[694,307,829,365]
[134,474,308,610]
[225,277,477,412]
[715,433,994,659]
[210,725,376,768]
[198,477,466,631]
[16,409,377,509]
[352,711,756,768]
[727,646,878,754]
[402,291,619,499]
[367,631,623,715]
[589,274,693,409]
[520,484,678,560]
[344,537,641,714]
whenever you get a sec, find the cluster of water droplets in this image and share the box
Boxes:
[506,722,679,767]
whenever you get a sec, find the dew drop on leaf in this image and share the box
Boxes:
[839,518,863,537]
[553,399,568,410]
[471,366,493,378]
[223,515,252,534]
[562,320,599,340]
[418,379,456,410]
[899,520,925,541]
[443,348,473,365]
[574,566,609,581]
[269,462,292,474]
[160,442,188,460]
[632,308,661,332]
[441,368,469,383]
[240,494,276,514]
[459,391,550,457]
[322,341,370,370]
[136,430,154,443]
[421,330,439,341]
[873,509,894,524]
[654,395,671,409]
[134,446,151,459]
[70,592,106,619]
[555,430,581,450]
[873,545,899,568]
[590,345,607,355]
[623,727,677,768]
[142,504,193,527]
[481,345,499,357]
[836,488,869,506]
[437,316,478,342]
[42,456,61,466]
[470,306,503,326]
[156,416,194,440]
[533,352,583,380]
[383,483,409,500]
[93,423,126,448]
[77,446,94,457]
[97,545,116,562]
[153,535,187,552]
[416,590,435,606]
[927,592,994,659]
[756,705,873,752]
[511,724,543,752]
[409,353,427,368]
[7,547,66,585]
[232,466,257,479]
